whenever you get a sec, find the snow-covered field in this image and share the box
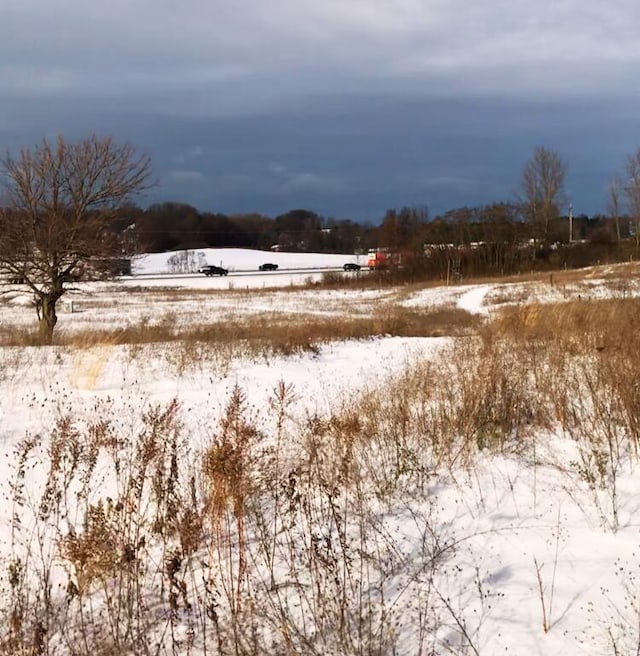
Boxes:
[2,249,640,654]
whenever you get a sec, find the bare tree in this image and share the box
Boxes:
[624,148,640,248]
[520,146,567,248]
[608,175,624,243]
[0,135,152,342]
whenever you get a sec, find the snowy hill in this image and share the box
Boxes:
[132,248,362,275]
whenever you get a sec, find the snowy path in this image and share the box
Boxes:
[457,284,491,315]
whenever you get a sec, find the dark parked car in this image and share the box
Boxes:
[259,263,278,271]
[199,265,228,276]
[343,263,361,272]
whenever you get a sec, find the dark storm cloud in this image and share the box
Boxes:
[2,1,640,219]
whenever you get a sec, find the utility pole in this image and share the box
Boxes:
[568,201,573,243]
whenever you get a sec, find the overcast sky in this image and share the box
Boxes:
[2,0,640,221]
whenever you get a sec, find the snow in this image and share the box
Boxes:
[133,247,362,275]
[457,284,492,315]
[2,248,640,654]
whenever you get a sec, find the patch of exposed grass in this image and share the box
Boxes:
[489,297,640,353]
[0,306,481,350]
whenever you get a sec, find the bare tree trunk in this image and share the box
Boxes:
[608,177,623,242]
[625,150,640,251]
[0,135,152,341]
[37,294,60,344]
[520,147,567,249]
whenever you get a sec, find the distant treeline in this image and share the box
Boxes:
[107,201,640,278]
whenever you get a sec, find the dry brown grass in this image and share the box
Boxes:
[443,259,640,288]
[489,297,640,353]
[0,326,43,347]
[0,306,481,351]
[6,289,640,652]
[318,294,640,476]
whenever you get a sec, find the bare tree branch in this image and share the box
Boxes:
[0,134,153,343]
[624,148,640,248]
[608,175,624,243]
[519,146,567,249]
